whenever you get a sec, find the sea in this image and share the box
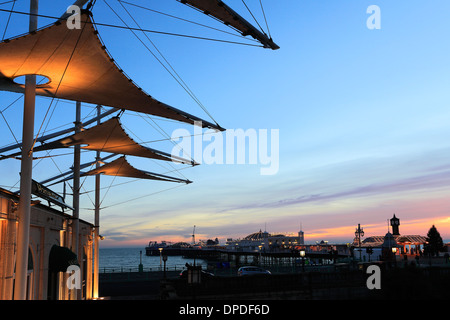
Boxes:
[99,247,208,273]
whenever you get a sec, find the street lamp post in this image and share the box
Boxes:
[355,224,364,262]
[366,246,373,262]
[139,250,143,272]
[258,245,262,265]
[300,249,306,272]
[163,255,168,279]
[392,247,397,267]
[159,248,163,269]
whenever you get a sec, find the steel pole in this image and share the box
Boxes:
[0,107,119,155]
[93,105,101,299]
[71,101,81,299]
[13,0,38,301]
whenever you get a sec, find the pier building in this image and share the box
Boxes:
[225,227,304,253]
[353,214,428,262]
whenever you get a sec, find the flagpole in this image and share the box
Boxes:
[13,0,38,300]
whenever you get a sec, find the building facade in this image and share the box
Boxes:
[0,187,95,300]
[225,228,305,252]
[353,215,427,262]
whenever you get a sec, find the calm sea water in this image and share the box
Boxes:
[99,247,207,272]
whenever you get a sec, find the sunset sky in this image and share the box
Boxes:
[0,0,449,247]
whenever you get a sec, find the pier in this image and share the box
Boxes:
[178,246,349,268]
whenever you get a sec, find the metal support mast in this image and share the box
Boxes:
[13,0,38,301]
[93,105,101,299]
[71,101,81,300]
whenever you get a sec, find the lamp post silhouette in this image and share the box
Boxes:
[366,246,373,262]
[163,255,168,279]
[139,250,143,272]
[300,249,306,272]
[355,224,364,261]
[159,248,163,270]
[392,247,398,267]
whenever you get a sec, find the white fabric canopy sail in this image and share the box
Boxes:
[0,10,224,131]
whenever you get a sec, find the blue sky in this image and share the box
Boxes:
[1,0,450,247]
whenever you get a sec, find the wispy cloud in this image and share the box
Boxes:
[219,149,450,213]
[263,170,450,209]
[99,149,450,246]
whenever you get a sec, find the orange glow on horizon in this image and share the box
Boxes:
[99,215,450,249]
[305,216,450,243]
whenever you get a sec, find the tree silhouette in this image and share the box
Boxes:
[424,225,444,257]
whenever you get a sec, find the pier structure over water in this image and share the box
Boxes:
[181,244,350,266]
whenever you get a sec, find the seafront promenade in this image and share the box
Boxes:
[98,256,450,300]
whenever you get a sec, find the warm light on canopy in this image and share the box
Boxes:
[21,117,196,165]
[0,11,223,131]
[81,156,192,184]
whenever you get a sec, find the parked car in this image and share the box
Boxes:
[237,266,271,276]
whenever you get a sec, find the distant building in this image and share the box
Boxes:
[198,238,220,247]
[391,214,400,235]
[353,214,427,262]
[225,227,305,252]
